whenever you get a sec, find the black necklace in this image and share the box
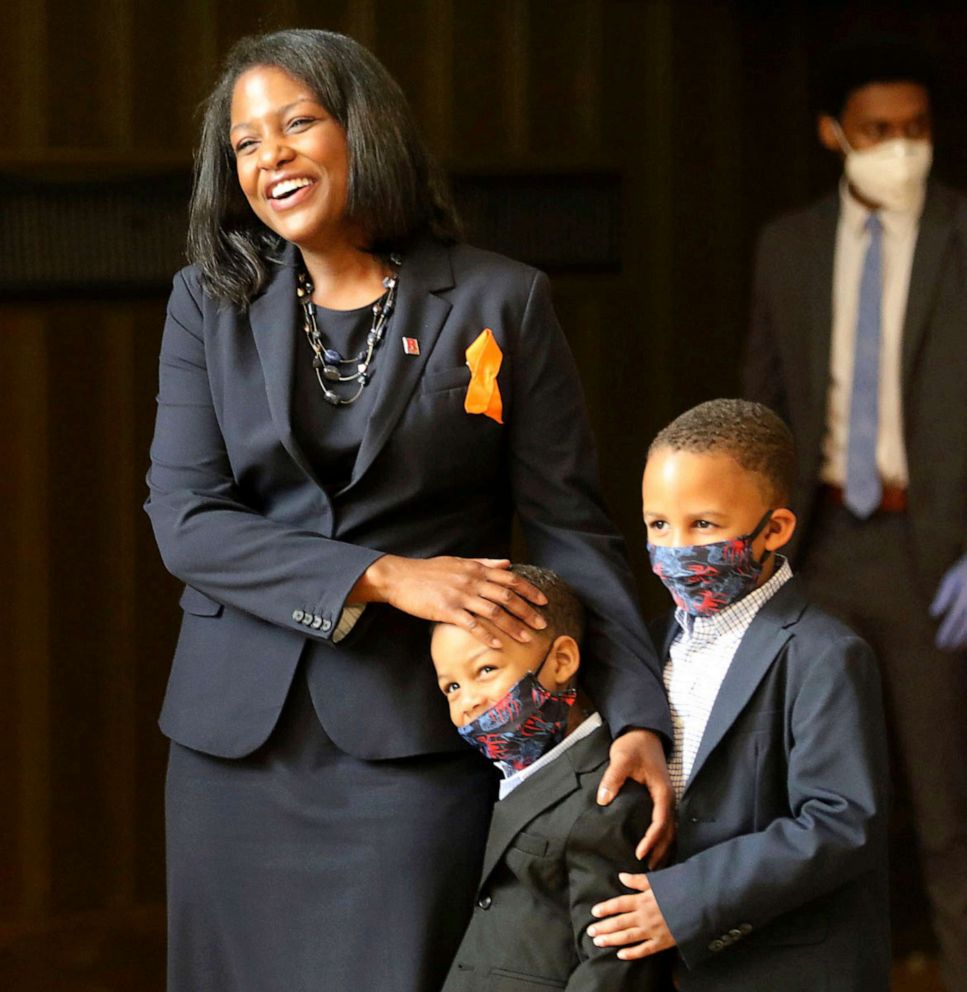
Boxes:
[296,255,401,406]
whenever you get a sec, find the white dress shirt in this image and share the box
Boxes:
[820,179,923,488]
[664,560,793,802]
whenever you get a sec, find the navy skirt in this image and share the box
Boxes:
[165,664,497,992]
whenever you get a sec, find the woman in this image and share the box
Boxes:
[146,28,671,992]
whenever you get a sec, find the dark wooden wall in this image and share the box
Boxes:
[2,1,964,988]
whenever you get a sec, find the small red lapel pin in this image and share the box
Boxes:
[402,337,420,356]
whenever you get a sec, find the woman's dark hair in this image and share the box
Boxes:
[188,29,461,307]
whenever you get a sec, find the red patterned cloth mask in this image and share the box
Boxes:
[457,647,577,773]
[648,510,774,617]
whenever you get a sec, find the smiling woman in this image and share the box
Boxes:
[145,27,672,992]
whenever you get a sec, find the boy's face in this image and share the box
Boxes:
[430,621,576,728]
[642,447,795,567]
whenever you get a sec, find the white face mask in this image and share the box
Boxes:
[831,120,932,212]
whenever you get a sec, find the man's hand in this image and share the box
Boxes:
[596,729,674,867]
[930,553,967,652]
[587,873,676,959]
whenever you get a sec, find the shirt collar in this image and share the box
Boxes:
[838,175,924,237]
[674,557,793,639]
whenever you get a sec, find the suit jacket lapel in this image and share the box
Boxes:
[477,728,610,890]
[806,193,839,406]
[902,183,953,396]
[683,581,808,794]
[247,244,323,486]
[341,239,455,494]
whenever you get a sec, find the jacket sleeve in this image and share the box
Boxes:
[144,269,383,641]
[563,786,665,991]
[507,271,672,743]
[647,634,889,969]
[743,224,790,423]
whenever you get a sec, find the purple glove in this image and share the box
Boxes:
[930,553,967,652]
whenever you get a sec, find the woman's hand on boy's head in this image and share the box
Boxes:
[597,729,675,868]
[587,873,676,959]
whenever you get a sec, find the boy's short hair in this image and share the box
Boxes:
[510,564,586,647]
[649,399,796,506]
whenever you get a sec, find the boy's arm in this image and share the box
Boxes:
[563,785,666,991]
[647,634,888,969]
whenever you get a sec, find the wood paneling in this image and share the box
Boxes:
[1,1,962,987]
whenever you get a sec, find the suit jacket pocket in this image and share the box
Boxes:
[421,364,471,393]
[179,585,224,617]
[489,969,565,991]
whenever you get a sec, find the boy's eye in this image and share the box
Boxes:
[694,519,715,529]
[477,665,497,677]
[647,520,666,532]
[443,681,459,695]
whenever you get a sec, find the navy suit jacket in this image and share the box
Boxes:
[145,238,671,759]
[647,579,891,992]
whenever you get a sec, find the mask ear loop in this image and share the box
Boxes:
[750,509,776,566]
[829,118,854,156]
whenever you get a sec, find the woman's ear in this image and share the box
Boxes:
[546,635,581,690]
[764,507,797,552]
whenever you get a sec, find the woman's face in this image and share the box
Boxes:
[229,64,353,253]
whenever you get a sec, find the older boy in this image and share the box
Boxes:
[588,399,891,991]
[433,565,666,992]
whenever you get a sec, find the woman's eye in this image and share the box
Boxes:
[694,519,714,529]
[443,682,459,695]
[477,665,497,677]
[647,520,666,532]
[234,138,257,154]
[288,116,314,130]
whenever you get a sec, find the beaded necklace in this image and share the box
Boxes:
[295,254,401,406]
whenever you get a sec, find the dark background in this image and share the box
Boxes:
[1,1,961,988]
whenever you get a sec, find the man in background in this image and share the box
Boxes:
[744,38,967,991]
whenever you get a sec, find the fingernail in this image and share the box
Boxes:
[535,616,547,628]
[618,872,630,882]
[587,925,597,936]
[519,630,532,642]
[593,937,606,947]
[490,638,502,649]
[617,950,628,960]
[597,787,612,804]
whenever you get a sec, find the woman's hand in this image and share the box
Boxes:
[350,555,548,648]
[587,873,677,959]
[596,729,675,868]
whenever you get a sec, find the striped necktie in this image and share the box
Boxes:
[845,213,883,518]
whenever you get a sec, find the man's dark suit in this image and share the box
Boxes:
[442,723,665,992]
[744,181,967,985]
[648,579,891,992]
[145,237,670,990]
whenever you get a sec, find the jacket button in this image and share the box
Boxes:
[729,928,742,939]
[709,938,725,952]
[311,616,323,630]
[739,923,753,935]
[477,894,492,910]
[690,816,699,823]
[321,618,333,632]
[292,609,305,622]
[301,613,313,626]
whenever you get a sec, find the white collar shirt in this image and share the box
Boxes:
[664,560,793,802]
[820,178,924,488]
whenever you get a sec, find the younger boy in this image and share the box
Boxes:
[588,399,891,991]
[433,565,666,992]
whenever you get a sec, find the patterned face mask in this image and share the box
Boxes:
[648,510,774,617]
[457,646,577,773]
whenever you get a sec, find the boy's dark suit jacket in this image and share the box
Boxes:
[145,238,670,760]
[442,723,665,992]
[647,578,891,992]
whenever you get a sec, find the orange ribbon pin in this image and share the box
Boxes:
[464,328,504,425]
